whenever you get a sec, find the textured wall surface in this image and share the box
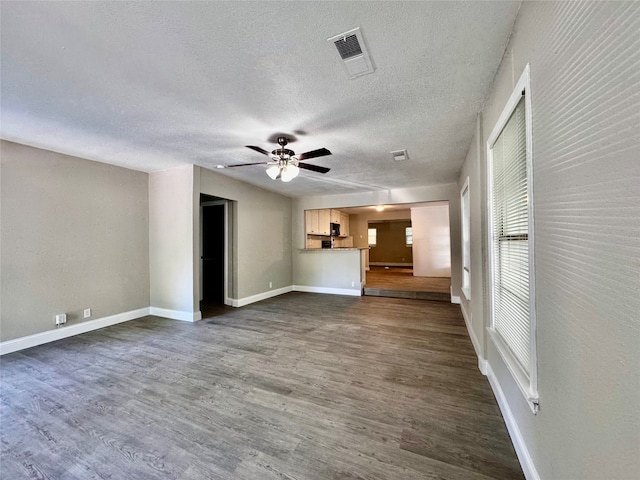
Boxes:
[0,141,149,341]
[461,2,640,478]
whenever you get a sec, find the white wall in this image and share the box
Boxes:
[459,2,640,479]
[149,165,197,316]
[410,203,451,277]
[0,141,150,341]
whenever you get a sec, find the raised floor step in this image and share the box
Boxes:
[363,287,450,302]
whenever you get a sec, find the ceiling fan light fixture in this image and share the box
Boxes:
[280,163,300,182]
[266,164,281,180]
[238,137,332,182]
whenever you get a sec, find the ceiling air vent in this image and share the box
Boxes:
[327,27,374,79]
[390,149,409,162]
[334,34,362,60]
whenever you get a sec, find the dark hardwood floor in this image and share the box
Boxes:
[364,268,452,301]
[0,293,523,479]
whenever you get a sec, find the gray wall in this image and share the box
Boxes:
[458,2,640,478]
[198,166,292,300]
[294,249,362,291]
[1,141,149,341]
[457,115,486,358]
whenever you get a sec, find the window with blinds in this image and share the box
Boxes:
[491,96,530,372]
[487,64,538,412]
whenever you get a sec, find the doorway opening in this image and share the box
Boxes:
[338,201,452,301]
[200,194,231,317]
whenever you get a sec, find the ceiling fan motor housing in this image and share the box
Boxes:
[272,148,295,160]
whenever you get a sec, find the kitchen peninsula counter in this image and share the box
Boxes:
[295,248,368,296]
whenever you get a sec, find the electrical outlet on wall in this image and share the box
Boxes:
[55,314,67,326]
[269,282,273,289]
[83,308,91,318]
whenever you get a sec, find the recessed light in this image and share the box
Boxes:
[215,165,226,169]
[375,205,385,212]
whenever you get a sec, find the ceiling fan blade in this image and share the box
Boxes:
[224,161,268,168]
[298,163,331,174]
[298,148,331,161]
[245,145,271,156]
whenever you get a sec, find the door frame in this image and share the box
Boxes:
[200,200,230,306]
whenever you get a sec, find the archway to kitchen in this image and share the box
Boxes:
[342,201,452,301]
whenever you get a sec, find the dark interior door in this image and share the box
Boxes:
[202,204,225,304]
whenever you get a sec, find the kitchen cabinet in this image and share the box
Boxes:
[306,209,331,235]
[339,212,350,236]
[305,209,319,234]
[318,209,331,235]
[330,209,341,224]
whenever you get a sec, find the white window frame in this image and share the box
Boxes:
[486,64,538,413]
[367,228,377,246]
[460,177,471,300]
[405,227,413,246]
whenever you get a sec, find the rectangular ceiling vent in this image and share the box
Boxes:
[334,34,362,60]
[327,27,374,79]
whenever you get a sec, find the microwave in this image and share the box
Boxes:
[330,223,340,236]
[322,240,332,249]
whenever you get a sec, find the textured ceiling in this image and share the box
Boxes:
[1,1,520,197]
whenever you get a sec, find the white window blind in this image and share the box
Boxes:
[461,179,470,299]
[488,65,537,412]
[491,96,531,374]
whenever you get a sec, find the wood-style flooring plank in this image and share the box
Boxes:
[1,293,523,479]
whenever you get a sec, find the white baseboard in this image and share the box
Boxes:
[450,287,461,304]
[292,285,362,297]
[149,307,202,322]
[486,363,540,480]
[231,285,293,307]
[478,357,488,375]
[0,307,150,356]
[460,302,485,373]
